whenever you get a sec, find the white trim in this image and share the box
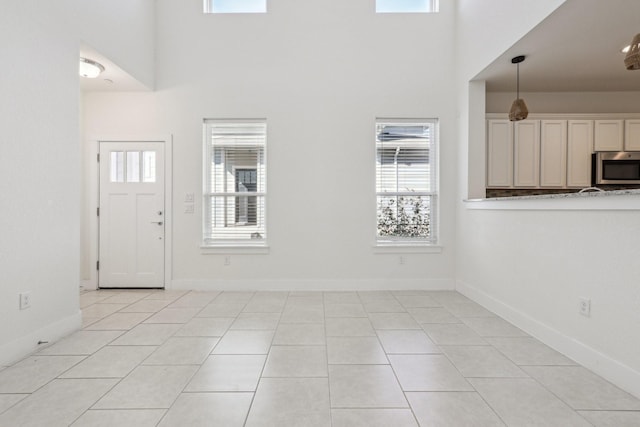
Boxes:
[88,135,173,290]
[171,278,455,291]
[0,310,82,366]
[456,279,640,400]
[372,245,443,254]
[200,246,270,254]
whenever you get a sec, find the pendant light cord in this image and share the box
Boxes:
[516,62,520,99]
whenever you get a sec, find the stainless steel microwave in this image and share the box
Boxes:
[595,151,640,184]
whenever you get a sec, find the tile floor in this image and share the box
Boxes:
[0,289,639,426]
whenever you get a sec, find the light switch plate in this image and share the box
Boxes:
[184,193,195,203]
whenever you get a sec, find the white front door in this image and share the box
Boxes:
[99,142,165,288]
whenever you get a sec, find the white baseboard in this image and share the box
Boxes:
[456,279,640,400]
[170,278,455,292]
[0,311,82,366]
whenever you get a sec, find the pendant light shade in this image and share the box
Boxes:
[624,33,640,70]
[508,55,528,121]
[509,98,529,122]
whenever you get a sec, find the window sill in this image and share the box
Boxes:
[200,245,270,255]
[373,244,442,254]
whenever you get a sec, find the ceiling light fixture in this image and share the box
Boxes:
[79,57,105,78]
[508,55,528,121]
[624,33,640,70]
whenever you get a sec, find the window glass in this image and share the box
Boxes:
[110,151,125,183]
[376,0,437,13]
[126,152,140,183]
[205,0,267,13]
[143,151,156,183]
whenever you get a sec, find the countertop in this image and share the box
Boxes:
[466,188,640,202]
[464,188,640,211]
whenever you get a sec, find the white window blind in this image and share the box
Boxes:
[203,120,267,246]
[376,119,437,244]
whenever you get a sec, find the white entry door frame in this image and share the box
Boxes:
[85,136,173,290]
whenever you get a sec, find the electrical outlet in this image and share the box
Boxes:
[224,256,231,266]
[19,292,31,310]
[399,256,405,265]
[184,204,194,214]
[578,297,591,317]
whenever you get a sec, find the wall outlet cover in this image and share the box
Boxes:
[578,297,591,317]
[19,292,32,310]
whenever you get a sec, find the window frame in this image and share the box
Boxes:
[202,119,267,248]
[375,118,438,246]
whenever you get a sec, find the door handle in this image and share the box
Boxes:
[151,221,163,225]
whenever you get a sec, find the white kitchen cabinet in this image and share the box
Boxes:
[567,120,594,188]
[486,119,513,188]
[594,120,624,151]
[514,120,540,187]
[624,120,640,151]
[540,120,567,188]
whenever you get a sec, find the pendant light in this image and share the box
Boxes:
[508,55,528,121]
[624,33,640,70]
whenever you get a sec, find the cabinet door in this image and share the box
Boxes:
[514,120,540,187]
[486,120,513,188]
[624,120,640,151]
[567,120,594,188]
[540,120,567,188]
[594,120,624,151]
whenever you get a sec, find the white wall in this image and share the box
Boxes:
[0,1,156,366]
[70,0,156,89]
[456,0,640,398]
[0,2,81,365]
[487,91,640,114]
[82,0,458,290]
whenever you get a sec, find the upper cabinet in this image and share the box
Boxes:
[486,115,640,190]
[594,120,624,151]
[514,120,540,187]
[540,120,567,188]
[486,119,513,188]
[624,120,640,151]
[567,120,594,188]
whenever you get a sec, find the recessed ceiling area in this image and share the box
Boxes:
[475,0,640,93]
[80,43,150,92]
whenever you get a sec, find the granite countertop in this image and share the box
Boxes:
[467,188,640,202]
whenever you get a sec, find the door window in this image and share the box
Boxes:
[109,150,157,183]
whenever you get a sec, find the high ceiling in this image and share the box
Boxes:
[80,0,640,94]
[475,0,640,93]
[79,44,149,92]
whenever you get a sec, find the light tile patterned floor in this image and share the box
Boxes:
[0,289,639,426]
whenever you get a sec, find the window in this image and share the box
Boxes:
[203,120,267,246]
[109,150,156,183]
[204,0,266,13]
[376,0,438,13]
[376,119,437,244]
